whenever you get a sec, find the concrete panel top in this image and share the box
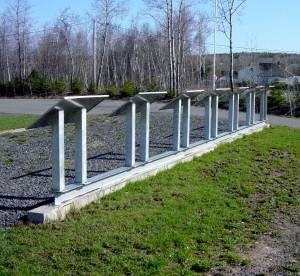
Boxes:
[138,91,167,103]
[160,90,205,110]
[255,86,265,91]
[185,90,206,98]
[111,92,167,116]
[214,87,250,97]
[28,95,109,129]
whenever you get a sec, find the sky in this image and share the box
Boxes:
[0,0,299,54]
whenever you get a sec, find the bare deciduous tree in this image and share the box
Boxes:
[218,0,246,91]
[0,0,210,97]
[93,0,126,88]
[8,0,31,83]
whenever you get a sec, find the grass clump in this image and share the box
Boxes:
[284,262,300,273]
[220,252,242,265]
[9,134,29,144]
[0,126,299,274]
[0,115,36,131]
[190,260,213,272]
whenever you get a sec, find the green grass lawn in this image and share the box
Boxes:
[0,115,37,132]
[0,126,299,274]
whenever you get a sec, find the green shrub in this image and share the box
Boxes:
[5,81,15,97]
[268,87,289,115]
[0,81,6,97]
[87,83,100,94]
[26,70,52,96]
[39,77,51,95]
[120,80,139,97]
[71,78,85,95]
[165,90,175,99]
[145,81,160,92]
[26,70,41,95]
[54,77,66,95]
[102,84,118,97]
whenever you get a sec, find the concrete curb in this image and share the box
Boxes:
[27,122,269,224]
[0,128,26,136]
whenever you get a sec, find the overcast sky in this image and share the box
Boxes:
[0,0,299,54]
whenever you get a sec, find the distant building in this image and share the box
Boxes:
[257,62,287,85]
[288,76,300,86]
[237,61,290,85]
[206,53,300,86]
[238,66,258,84]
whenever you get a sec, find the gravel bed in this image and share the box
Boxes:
[0,113,229,227]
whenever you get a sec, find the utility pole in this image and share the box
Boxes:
[213,0,217,91]
[92,18,97,86]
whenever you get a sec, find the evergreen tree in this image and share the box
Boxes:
[103,84,118,97]
[71,78,85,95]
[120,80,139,97]
[55,77,66,95]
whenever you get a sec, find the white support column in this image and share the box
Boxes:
[264,89,268,121]
[204,95,212,140]
[228,93,235,131]
[75,108,87,184]
[51,108,65,192]
[182,97,191,148]
[140,101,150,162]
[173,99,182,151]
[246,92,252,126]
[260,91,264,121]
[233,92,239,130]
[251,91,256,124]
[211,95,218,138]
[125,102,136,167]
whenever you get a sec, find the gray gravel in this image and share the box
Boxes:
[0,113,232,227]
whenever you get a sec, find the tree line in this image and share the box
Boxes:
[0,0,214,98]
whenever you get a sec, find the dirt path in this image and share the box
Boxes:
[211,214,300,275]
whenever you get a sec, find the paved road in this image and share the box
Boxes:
[0,99,300,129]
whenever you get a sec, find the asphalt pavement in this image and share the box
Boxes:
[0,98,299,129]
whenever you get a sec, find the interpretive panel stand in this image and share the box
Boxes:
[29,95,109,192]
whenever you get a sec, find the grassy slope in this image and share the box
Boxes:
[0,126,299,274]
[0,115,37,131]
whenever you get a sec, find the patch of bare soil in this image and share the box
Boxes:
[211,214,300,275]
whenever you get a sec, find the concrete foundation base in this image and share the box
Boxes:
[27,122,269,224]
[0,128,26,136]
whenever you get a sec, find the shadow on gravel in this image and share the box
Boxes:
[11,168,52,179]
[88,151,125,162]
[0,195,53,211]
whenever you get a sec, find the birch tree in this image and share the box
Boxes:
[218,0,246,91]
[8,0,31,82]
[92,0,126,88]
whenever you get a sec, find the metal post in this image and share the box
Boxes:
[51,108,65,192]
[260,90,264,121]
[251,91,256,124]
[246,92,252,126]
[204,95,212,139]
[75,108,87,184]
[182,97,191,147]
[233,92,239,130]
[211,94,218,138]
[228,93,235,131]
[173,99,182,151]
[140,101,150,162]
[125,102,136,167]
[264,89,268,121]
